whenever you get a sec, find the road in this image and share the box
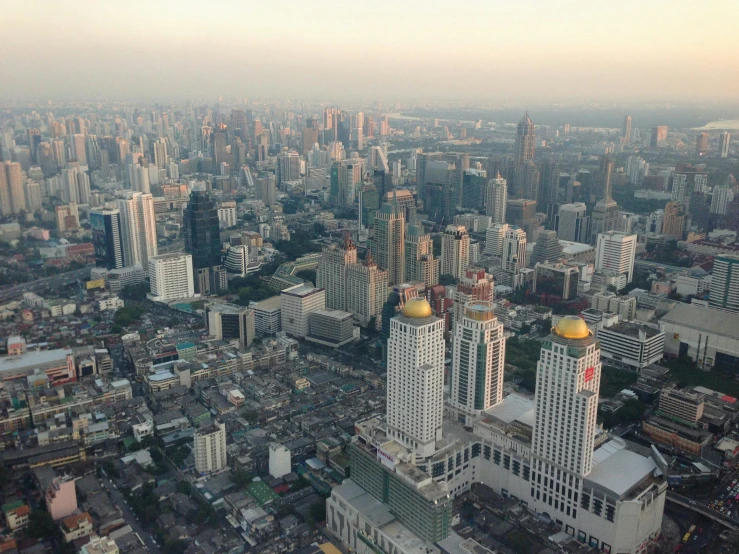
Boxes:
[0,266,92,302]
[101,474,161,553]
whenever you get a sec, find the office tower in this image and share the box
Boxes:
[370,199,405,285]
[531,316,601,514]
[440,225,470,279]
[148,254,195,302]
[404,219,439,287]
[316,237,358,311]
[358,181,379,229]
[719,132,731,158]
[383,189,415,222]
[484,223,509,257]
[695,133,709,157]
[415,151,442,188]
[2,162,25,214]
[224,245,257,277]
[152,138,167,168]
[449,301,505,425]
[621,115,632,145]
[506,198,538,240]
[709,255,739,313]
[367,145,389,173]
[277,149,301,184]
[515,112,536,170]
[711,184,735,215]
[450,267,494,324]
[55,203,80,233]
[184,190,222,295]
[255,175,276,206]
[502,226,527,273]
[27,128,41,163]
[595,231,637,284]
[301,128,318,156]
[386,297,445,457]
[461,169,487,209]
[485,174,508,223]
[626,156,649,186]
[346,253,389,327]
[24,180,42,211]
[90,208,124,269]
[597,155,614,201]
[672,169,708,210]
[647,209,664,234]
[533,262,580,300]
[650,126,668,147]
[557,205,588,241]
[531,230,563,265]
[194,421,227,474]
[205,303,255,349]
[538,159,560,219]
[61,166,89,204]
[588,196,620,243]
[70,134,87,166]
[517,159,541,201]
[117,191,158,271]
[280,284,326,338]
[662,201,686,239]
[423,179,457,225]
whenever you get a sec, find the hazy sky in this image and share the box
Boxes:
[2,0,738,102]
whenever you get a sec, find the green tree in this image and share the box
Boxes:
[121,283,149,300]
[27,509,56,538]
[307,498,326,524]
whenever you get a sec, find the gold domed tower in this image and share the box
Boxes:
[402,297,433,318]
[552,315,591,340]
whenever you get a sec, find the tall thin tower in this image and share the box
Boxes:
[371,196,405,285]
[514,112,536,170]
[316,235,357,311]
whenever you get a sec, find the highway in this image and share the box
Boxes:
[0,266,92,303]
[667,490,739,530]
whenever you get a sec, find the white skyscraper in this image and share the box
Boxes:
[484,223,509,257]
[557,203,588,243]
[719,132,731,159]
[280,285,326,338]
[502,226,527,273]
[118,191,158,272]
[316,238,357,311]
[386,297,445,458]
[595,231,637,284]
[449,301,505,425]
[711,185,735,215]
[194,421,227,474]
[485,175,508,224]
[148,253,195,302]
[440,224,470,279]
[152,138,168,168]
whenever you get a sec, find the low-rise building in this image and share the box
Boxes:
[595,323,665,369]
[250,295,282,335]
[306,309,359,348]
[61,512,94,542]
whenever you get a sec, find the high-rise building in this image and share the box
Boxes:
[531,229,563,265]
[184,190,223,295]
[440,225,470,279]
[370,199,405,285]
[485,174,508,223]
[538,159,560,219]
[502,226,527,273]
[316,237,358,311]
[588,196,620,244]
[662,201,685,239]
[117,192,158,272]
[255,175,277,206]
[404,220,439,287]
[90,208,124,269]
[514,112,536,170]
[621,115,632,145]
[449,301,505,425]
[152,138,167,168]
[55,203,80,233]
[695,133,709,157]
[277,149,301,184]
[517,159,541,201]
[672,170,708,210]
[70,134,87,166]
[205,303,255,349]
[194,421,227,474]
[719,131,731,158]
[650,126,668,147]
[595,231,637,285]
[346,253,389,328]
[506,198,538,240]
[484,223,509,257]
[24,180,43,212]
[386,297,445,457]
[709,255,739,313]
[711,184,735,215]
[1,162,25,214]
[449,268,494,324]
[148,253,195,302]
[280,284,326,338]
[533,262,580,300]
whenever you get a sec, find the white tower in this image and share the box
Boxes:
[440,224,470,279]
[449,301,505,426]
[386,297,445,458]
[595,231,637,284]
[502,226,527,273]
[485,175,508,224]
[117,191,158,272]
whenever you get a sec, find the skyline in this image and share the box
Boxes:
[2,0,739,102]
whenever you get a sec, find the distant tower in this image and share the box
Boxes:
[485,174,508,223]
[719,132,731,159]
[695,133,709,157]
[117,191,158,272]
[449,301,505,425]
[370,196,405,285]
[502,226,527,273]
[514,112,536,170]
[90,208,125,269]
[184,190,223,295]
[621,115,632,145]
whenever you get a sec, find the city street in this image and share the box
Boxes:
[0,266,91,302]
[101,474,160,553]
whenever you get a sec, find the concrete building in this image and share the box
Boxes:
[557,202,588,243]
[449,268,495,324]
[370,200,405,285]
[657,388,704,424]
[590,292,637,321]
[661,202,685,240]
[595,323,665,369]
[316,238,357,311]
[533,262,579,300]
[306,309,359,348]
[485,175,508,224]
[268,443,291,479]
[205,303,255,349]
[483,223,509,257]
[280,285,326,338]
[449,301,505,426]
[346,255,388,327]
[117,191,158,272]
[404,220,439,288]
[440,225,470,279]
[595,231,636,289]
[531,230,563,265]
[249,295,282,335]
[709,254,739,312]
[502,226,527,273]
[148,253,194,302]
[386,298,445,458]
[194,421,227,474]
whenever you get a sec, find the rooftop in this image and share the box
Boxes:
[0,348,73,374]
[250,295,282,311]
[586,439,658,498]
[600,322,664,338]
[281,285,324,298]
[660,302,739,340]
[480,393,535,428]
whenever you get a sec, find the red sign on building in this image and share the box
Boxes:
[584,367,595,382]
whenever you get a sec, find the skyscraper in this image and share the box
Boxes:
[404,219,439,287]
[277,149,301,184]
[709,255,739,313]
[316,237,357,311]
[148,253,195,303]
[661,201,686,239]
[595,231,637,286]
[346,253,389,328]
[0,162,11,216]
[152,138,168,168]
[449,268,494,324]
[695,132,709,157]
[514,112,536,170]
[440,224,470,279]
[194,421,227,474]
[484,223,509,257]
[502,226,527,273]
[2,162,25,214]
[255,175,276,206]
[531,230,563,265]
[449,301,505,425]
[386,297,445,458]
[485,174,508,223]
[650,126,668,147]
[117,192,158,272]
[621,115,632,145]
[370,199,405,285]
[719,132,731,158]
[184,190,223,294]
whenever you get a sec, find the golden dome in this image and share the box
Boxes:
[402,297,433,319]
[553,316,590,340]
